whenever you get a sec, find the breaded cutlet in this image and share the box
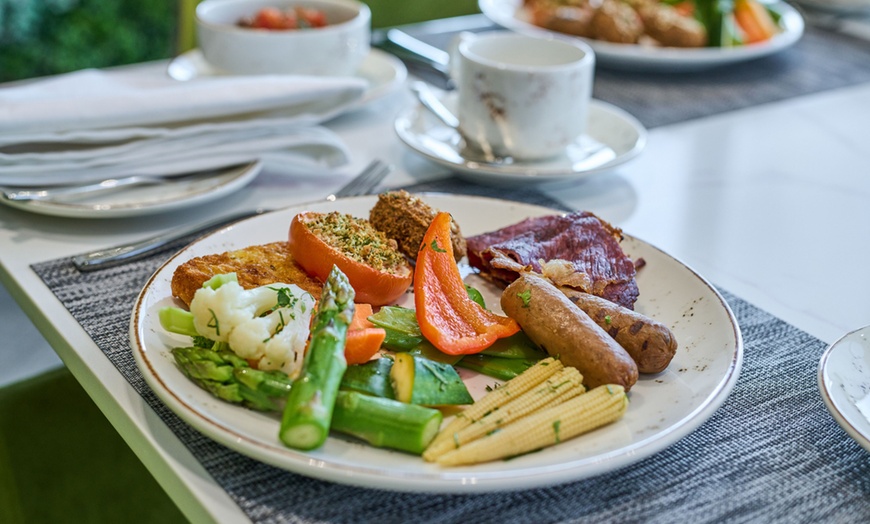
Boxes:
[170,241,322,307]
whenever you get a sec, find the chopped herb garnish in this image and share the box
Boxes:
[517,289,532,308]
[207,308,221,336]
[605,315,612,325]
[430,239,447,253]
[192,335,215,349]
[269,286,298,310]
[549,380,571,392]
[275,310,286,334]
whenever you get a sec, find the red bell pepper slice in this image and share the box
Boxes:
[414,212,520,355]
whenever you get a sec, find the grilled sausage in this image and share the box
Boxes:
[501,273,638,391]
[559,287,677,373]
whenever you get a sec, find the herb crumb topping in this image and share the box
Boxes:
[305,212,407,274]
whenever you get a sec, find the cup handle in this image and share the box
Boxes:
[447,31,477,84]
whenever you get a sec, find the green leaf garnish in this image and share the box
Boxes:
[517,289,532,308]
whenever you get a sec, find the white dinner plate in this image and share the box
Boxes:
[818,325,870,452]
[131,194,742,493]
[395,94,646,185]
[167,48,407,106]
[479,0,805,72]
[0,161,262,219]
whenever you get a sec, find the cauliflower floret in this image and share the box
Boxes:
[228,303,312,375]
[189,280,316,377]
[190,281,261,342]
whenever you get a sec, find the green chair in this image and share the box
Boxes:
[177,0,481,52]
[0,368,187,524]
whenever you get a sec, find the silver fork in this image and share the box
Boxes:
[72,159,393,272]
[328,158,391,200]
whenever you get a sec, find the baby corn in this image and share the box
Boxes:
[423,367,584,461]
[425,357,564,453]
[435,384,628,466]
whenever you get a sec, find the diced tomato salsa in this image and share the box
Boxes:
[238,6,328,30]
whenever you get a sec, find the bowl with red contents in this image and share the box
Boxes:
[195,0,371,76]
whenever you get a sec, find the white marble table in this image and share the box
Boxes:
[2,17,870,523]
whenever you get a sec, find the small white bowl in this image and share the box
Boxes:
[196,0,371,76]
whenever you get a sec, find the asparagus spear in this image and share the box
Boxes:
[172,346,234,382]
[159,307,199,339]
[171,346,291,411]
[167,267,440,452]
[332,391,441,454]
[172,345,442,454]
[279,265,355,451]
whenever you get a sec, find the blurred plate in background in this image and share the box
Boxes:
[479,0,805,72]
[0,162,262,219]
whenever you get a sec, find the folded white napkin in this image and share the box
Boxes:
[0,68,368,185]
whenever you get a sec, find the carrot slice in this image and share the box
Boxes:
[344,303,385,365]
[345,327,386,365]
[674,1,694,17]
[734,0,778,44]
[350,303,375,330]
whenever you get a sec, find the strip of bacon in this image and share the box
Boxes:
[466,212,639,309]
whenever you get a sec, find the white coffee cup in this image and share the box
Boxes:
[451,32,595,160]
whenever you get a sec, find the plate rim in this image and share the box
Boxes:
[130,193,743,493]
[817,324,870,452]
[478,0,805,71]
[394,98,647,182]
[0,161,263,219]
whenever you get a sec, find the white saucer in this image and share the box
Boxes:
[394,93,646,185]
[0,162,262,219]
[167,48,407,106]
[819,325,870,452]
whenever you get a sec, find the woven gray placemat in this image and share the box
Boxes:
[591,25,870,128]
[405,24,870,129]
[31,181,870,523]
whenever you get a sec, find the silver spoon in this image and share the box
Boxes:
[408,81,516,166]
[409,81,460,129]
